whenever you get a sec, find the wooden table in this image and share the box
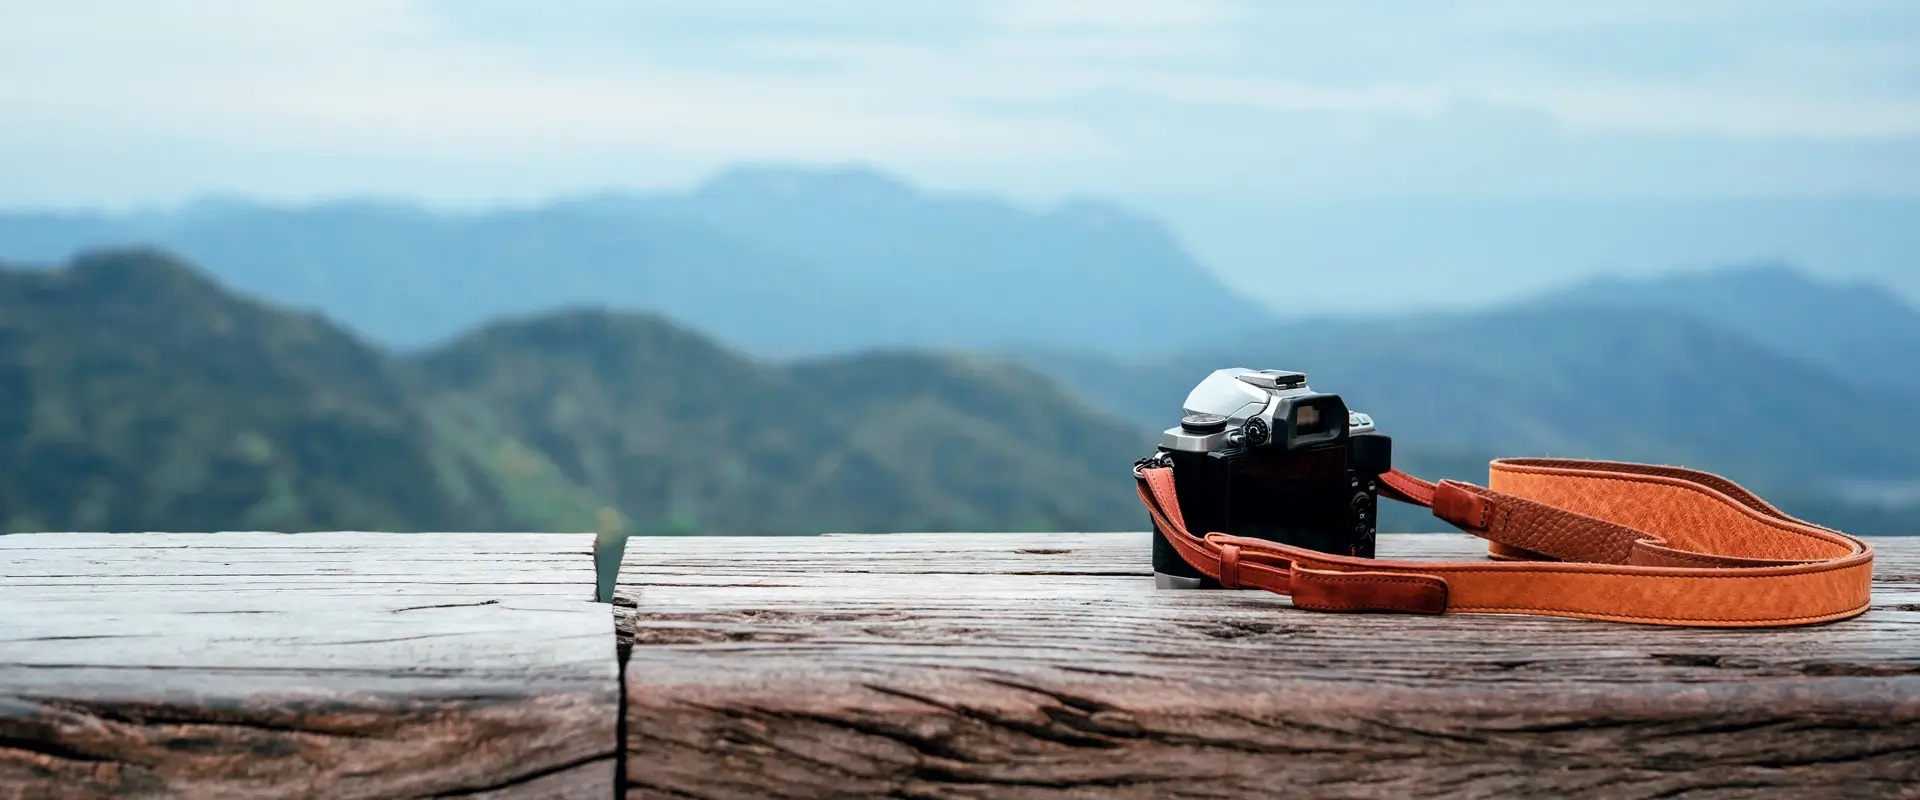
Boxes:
[5,532,1918,798]
[0,533,618,799]
[618,533,1920,800]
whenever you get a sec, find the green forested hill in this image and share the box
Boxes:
[412,312,1152,534]
[0,250,480,532]
[0,249,1155,535]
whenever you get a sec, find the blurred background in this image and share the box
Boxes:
[1,1,1917,539]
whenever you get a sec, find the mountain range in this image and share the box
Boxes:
[1544,264,1920,396]
[1,167,1917,537]
[1024,265,1920,518]
[0,167,1267,359]
[0,249,1151,536]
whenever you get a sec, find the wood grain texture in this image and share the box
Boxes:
[619,532,1920,799]
[0,532,618,800]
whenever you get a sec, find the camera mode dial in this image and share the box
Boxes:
[1241,417,1270,447]
[1180,412,1229,433]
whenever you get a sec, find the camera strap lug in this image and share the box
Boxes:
[1131,451,1172,479]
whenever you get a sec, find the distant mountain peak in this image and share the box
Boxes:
[1554,260,1911,311]
[459,306,694,345]
[1699,261,1909,307]
[62,246,229,298]
[695,163,919,204]
[1049,197,1152,230]
[1535,259,1920,395]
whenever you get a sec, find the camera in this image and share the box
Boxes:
[1142,368,1392,588]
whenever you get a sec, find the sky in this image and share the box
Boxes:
[3,0,1919,308]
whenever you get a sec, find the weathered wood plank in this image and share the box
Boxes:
[619,533,1920,799]
[0,532,617,800]
[3,533,600,591]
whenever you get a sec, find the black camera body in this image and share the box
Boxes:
[1145,368,1392,588]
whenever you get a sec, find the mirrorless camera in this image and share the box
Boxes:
[1141,368,1393,588]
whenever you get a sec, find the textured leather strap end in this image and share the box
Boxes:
[1432,481,1489,531]
[1290,568,1449,615]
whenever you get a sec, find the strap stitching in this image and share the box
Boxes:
[1645,546,1765,567]
[1294,563,1867,579]
[1304,574,1444,586]
[1295,600,1438,613]
[1447,602,1871,624]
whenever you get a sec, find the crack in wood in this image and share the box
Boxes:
[393,599,502,613]
[33,698,410,739]
[907,761,1160,790]
[616,634,633,799]
[1748,741,1920,769]
[861,682,1119,751]
[1189,619,1297,641]
[630,627,813,645]
[1796,662,1920,677]
[690,698,979,765]
[625,777,707,799]
[423,750,618,797]
[998,570,1150,577]
[1642,782,1805,799]
[1054,665,1153,679]
[0,733,116,764]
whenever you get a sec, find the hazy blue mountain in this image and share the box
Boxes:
[1541,263,1920,394]
[8,199,882,356]
[0,213,136,262]
[0,167,1269,359]
[1019,271,1920,512]
[1,249,1156,536]
[1174,195,1920,317]
[590,166,1273,353]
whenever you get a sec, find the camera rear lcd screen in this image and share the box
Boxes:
[1225,446,1349,553]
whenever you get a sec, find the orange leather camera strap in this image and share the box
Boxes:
[1135,458,1874,627]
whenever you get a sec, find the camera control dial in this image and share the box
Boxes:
[1180,412,1229,433]
[1241,417,1271,447]
[1350,492,1375,538]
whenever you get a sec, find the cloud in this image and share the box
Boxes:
[0,0,1102,164]
[0,0,1916,207]
[982,0,1249,32]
